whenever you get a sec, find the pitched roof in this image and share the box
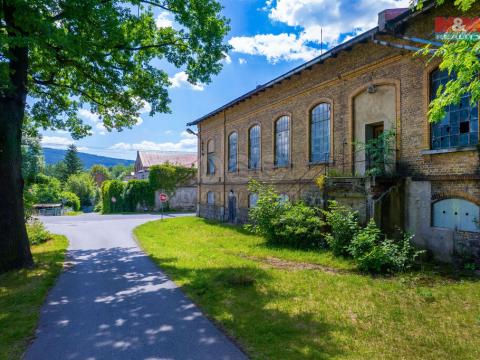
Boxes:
[137,151,197,168]
[187,4,434,127]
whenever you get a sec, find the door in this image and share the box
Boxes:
[228,194,237,223]
[366,123,384,172]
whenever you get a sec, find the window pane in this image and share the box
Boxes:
[310,103,331,162]
[228,132,237,172]
[431,69,478,149]
[249,125,261,170]
[275,116,290,167]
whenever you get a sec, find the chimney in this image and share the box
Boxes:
[378,8,409,31]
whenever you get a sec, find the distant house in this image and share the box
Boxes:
[134,151,198,212]
[134,151,197,180]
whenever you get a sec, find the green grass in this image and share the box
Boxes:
[135,217,480,360]
[0,235,68,360]
[65,211,83,216]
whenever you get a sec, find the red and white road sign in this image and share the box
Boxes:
[159,193,169,203]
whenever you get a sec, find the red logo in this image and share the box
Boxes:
[435,17,480,33]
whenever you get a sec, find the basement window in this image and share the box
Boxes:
[432,198,479,233]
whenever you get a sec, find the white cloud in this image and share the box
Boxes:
[164,130,174,135]
[169,71,204,91]
[238,58,247,65]
[110,131,197,152]
[155,12,174,28]
[41,136,74,148]
[229,33,320,63]
[77,146,89,152]
[231,0,410,63]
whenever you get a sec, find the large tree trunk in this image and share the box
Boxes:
[0,2,33,272]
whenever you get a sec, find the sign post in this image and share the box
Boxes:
[158,192,169,220]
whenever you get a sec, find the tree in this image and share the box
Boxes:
[0,0,229,271]
[90,164,110,186]
[110,164,134,180]
[63,144,83,180]
[149,163,196,195]
[416,0,480,123]
[21,119,44,186]
[64,173,96,207]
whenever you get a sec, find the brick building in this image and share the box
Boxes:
[187,3,480,262]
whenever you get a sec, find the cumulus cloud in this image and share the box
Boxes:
[155,12,174,28]
[238,58,247,65]
[230,0,410,63]
[169,71,204,91]
[41,136,74,148]
[110,131,197,152]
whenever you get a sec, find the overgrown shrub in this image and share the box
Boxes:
[64,173,96,206]
[101,180,126,213]
[26,219,52,245]
[30,174,62,204]
[323,201,359,256]
[60,191,80,211]
[149,163,196,195]
[123,180,154,212]
[349,219,423,273]
[245,180,325,248]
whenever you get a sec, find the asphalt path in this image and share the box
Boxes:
[24,213,247,360]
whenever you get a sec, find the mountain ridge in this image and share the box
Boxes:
[43,147,134,169]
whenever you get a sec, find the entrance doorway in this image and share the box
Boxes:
[227,191,237,223]
[365,123,384,172]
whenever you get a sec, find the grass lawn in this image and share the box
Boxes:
[0,235,68,360]
[135,217,480,360]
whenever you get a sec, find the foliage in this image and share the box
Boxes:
[44,161,68,182]
[63,145,83,178]
[64,173,96,206]
[315,175,326,190]
[101,180,126,213]
[21,121,44,186]
[136,217,480,360]
[414,0,480,123]
[60,191,80,211]
[0,235,68,360]
[354,130,396,177]
[123,180,154,212]
[110,164,134,180]
[149,164,197,195]
[245,180,325,248]
[349,219,424,273]
[323,201,360,256]
[30,174,62,204]
[26,220,52,245]
[90,164,110,182]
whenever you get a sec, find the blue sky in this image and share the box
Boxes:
[40,0,410,160]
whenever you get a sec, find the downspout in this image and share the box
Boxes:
[223,110,227,221]
[197,125,201,216]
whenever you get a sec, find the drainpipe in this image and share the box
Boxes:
[223,110,227,221]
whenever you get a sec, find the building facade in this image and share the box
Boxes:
[188,3,480,262]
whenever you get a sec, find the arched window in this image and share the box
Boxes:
[430,69,478,149]
[228,132,238,172]
[207,140,215,175]
[249,125,261,170]
[275,116,290,167]
[310,103,331,163]
[207,191,215,205]
[248,193,258,208]
[432,198,479,232]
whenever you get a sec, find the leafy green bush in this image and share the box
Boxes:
[323,201,359,256]
[246,180,325,248]
[64,173,96,206]
[123,180,154,212]
[60,191,80,211]
[26,220,52,245]
[30,174,62,204]
[101,180,125,213]
[149,164,196,195]
[349,219,423,273]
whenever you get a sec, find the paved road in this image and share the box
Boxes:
[25,213,247,360]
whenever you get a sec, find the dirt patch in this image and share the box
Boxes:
[234,253,351,275]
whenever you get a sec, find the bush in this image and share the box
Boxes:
[30,174,62,204]
[349,219,423,273]
[123,180,154,212]
[60,191,80,211]
[245,180,325,248]
[26,219,52,245]
[64,173,96,206]
[101,180,126,213]
[323,201,359,256]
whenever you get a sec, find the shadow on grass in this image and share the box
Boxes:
[148,253,351,359]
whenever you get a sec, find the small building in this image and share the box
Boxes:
[33,204,64,216]
[187,3,480,262]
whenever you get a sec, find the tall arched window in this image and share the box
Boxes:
[310,103,331,163]
[249,125,261,170]
[207,191,215,205]
[207,140,215,175]
[430,69,478,149]
[228,132,237,172]
[275,116,290,167]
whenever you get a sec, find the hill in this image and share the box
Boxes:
[43,148,134,169]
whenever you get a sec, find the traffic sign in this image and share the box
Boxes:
[159,193,169,203]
